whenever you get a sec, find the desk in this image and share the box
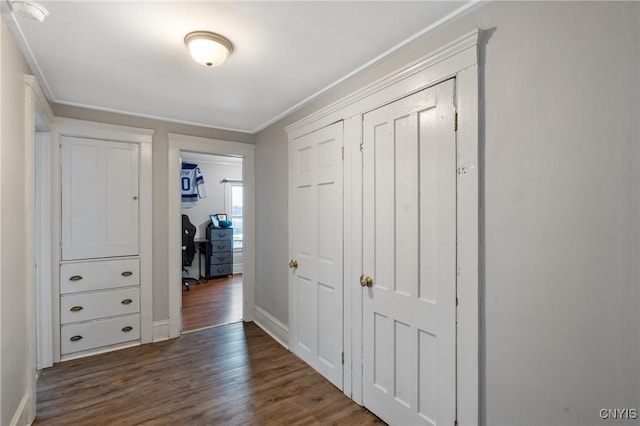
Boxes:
[194,238,208,281]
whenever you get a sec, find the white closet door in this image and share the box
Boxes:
[61,137,139,260]
[362,79,457,425]
[289,121,344,389]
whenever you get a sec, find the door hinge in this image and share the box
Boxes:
[456,296,459,306]
[341,146,344,160]
[359,143,363,152]
[454,420,458,426]
[341,352,344,365]
[454,112,459,131]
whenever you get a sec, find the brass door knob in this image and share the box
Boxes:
[360,275,374,288]
[289,259,299,269]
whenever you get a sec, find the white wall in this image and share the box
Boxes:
[180,153,242,277]
[0,19,35,425]
[254,2,640,425]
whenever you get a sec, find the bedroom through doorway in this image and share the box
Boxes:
[180,151,244,332]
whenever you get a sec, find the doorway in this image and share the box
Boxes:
[167,133,255,339]
[180,152,244,332]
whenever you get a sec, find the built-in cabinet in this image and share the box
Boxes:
[61,138,139,260]
[59,259,141,356]
[55,120,153,360]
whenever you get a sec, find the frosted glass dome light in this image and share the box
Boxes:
[184,31,232,67]
[9,0,49,22]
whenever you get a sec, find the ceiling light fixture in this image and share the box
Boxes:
[9,0,49,22]
[184,31,232,67]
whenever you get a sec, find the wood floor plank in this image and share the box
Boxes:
[182,274,243,332]
[35,322,385,425]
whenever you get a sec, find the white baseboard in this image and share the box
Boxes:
[152,320,170,342]
[10,390,32,426]
[254,306,289,349]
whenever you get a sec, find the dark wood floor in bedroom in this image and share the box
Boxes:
[35,322,385,425]
[182,273,243,332]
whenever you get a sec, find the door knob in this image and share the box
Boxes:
[360,275,374,287]
[289,259,299,269]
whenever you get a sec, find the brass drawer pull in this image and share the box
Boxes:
[70,335,83,342]
[121,326,133,332]
[121,271,133,277]
[70,306,83,312]
[69,275,83,281]
[121,299,133,305]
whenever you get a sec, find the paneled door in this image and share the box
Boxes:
[289,121,344,389]
[61,137,139,260]
[362,79,457,425]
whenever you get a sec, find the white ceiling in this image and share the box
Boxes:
[8,1,472,133]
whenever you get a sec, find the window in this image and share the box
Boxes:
[230,183,243,249]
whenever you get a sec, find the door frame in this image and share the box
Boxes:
[167,133,256,339]
[24,75,54,425]
[286,29,481,424]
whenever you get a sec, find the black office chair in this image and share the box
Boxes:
[182,214,197,291]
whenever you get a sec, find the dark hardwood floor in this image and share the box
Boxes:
[35,322,384,425]
[182,274,243,332]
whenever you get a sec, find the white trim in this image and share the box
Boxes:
[24,75,53,128]
[35,132,53,370]
[286,29,480,140]
[54,99,254,135]
[254,2,483,134]
[53,117,154,142]
[9,390,31,426]
[4,7,56,101]
[152,320,170,342]
[254,307,289,350]
[52,118,154,360]
[24,75,54,425]
[167,133,256,339]
[60,341,140,362]
[285,30,481,425]
[454,66,480,425]
[138,140,153,345]
[343,115,364,403]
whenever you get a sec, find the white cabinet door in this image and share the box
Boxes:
[61,137,139,260]
[362,79,457,425]
[289,121,344,389]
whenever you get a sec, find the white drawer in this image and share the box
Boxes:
[60,258,139,294]
[61,288,140,325]
[61,314,140,355]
